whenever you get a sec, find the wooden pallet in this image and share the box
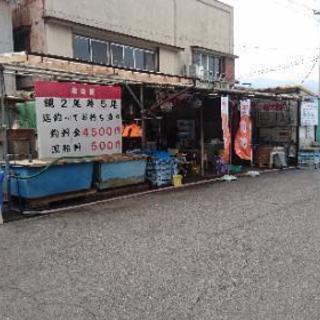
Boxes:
[256,162,270,169]
[13,189,97,210]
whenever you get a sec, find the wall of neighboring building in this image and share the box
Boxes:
[13,0,46,53]
[224,57,235,82]
[0,0,15,95]
[174,0,233,72]
[158,48,180,75]
[43,0,233,52]
[45,22,73,57]
[13,0,235,78]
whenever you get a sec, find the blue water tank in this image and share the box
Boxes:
[0,171,4,208]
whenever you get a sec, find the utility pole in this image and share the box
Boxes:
[313,11,320,96]
[313,10,320,142]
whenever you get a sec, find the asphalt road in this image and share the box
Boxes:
[1,170,320,320]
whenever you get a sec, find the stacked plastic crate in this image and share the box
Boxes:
[146,151,178,187]
[298,150,320,169]
[315,151,320,169]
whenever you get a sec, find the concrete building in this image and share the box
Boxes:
[0,0,15,95]
[13,0,235,82]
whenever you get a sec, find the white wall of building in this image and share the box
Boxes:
[45,22,73,57]
[42,0,233,75]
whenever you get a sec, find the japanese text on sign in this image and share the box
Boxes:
[301,101,318,126]
[35,81,122,159]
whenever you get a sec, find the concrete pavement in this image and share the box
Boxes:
[1,170,320,319]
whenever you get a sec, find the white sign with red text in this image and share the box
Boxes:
[301,101,318,126]
[35,81,122,159]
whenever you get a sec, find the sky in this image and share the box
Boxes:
[221,0,320,92]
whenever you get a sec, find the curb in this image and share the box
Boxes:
[20,167,297,217]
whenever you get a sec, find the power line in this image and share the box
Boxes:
[301,56,319,83]
[270,0,318,14]
[240,54,319,79]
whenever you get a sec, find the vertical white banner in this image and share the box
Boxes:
[221,96,230,163]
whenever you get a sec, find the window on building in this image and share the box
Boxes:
[124,46,135,68]
[144,51,156,71]
[14,27,31,52]
[192,52,201,66]
[73,35,157,71]
[135,49,144,70]
[110,43,124,66]
[111,43,156,71]
[91,39,109,64]
[192,51,224,78]
[74,35,91,61]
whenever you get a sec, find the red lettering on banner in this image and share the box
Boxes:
[91,141,98,152]
[99,127,105,136]
[91,128,98,137]
[99,141,106,151]
[107,142,113,150]
[114,126,121,135]
[261,103,285,111]
[82,128,89,137]
[106,127,112,136]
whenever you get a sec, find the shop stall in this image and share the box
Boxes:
[1,53,314,214]
[140,88,226,181]
[0,53,196,209]
[252,98,298,168]
[254,86,319,169]
[298,98,320,169]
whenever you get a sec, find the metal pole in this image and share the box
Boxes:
[318,47,320,143]
[140,85,146,148]
[228,97,233,174]
[0,66,8,223]
[0,66,5,129]
[250,101,254,167]
[296,99,301,166]
[200,107,205,177]
[318,47,320,98]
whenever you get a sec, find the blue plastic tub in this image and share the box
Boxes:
[95,159,147,190]
[9,162,94,199]
[0,171,4,208]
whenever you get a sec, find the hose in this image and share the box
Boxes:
[8,156,96,215]
[10,156,96,180]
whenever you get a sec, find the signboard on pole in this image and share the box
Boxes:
[301,101,318,126]
[35,81,122,159]
[221,96,231,163]
[235,99,253,161]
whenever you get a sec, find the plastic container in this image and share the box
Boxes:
[0,170,4,208]
[172,175,183,188]
[95,159,147,190]
[9,163,94,199]
[228,165,243,173]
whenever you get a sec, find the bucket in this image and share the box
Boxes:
[172,175,183,188]
[228,165,243,173]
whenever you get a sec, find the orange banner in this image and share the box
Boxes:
[235,99,253,161]
[221,97,231,163]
